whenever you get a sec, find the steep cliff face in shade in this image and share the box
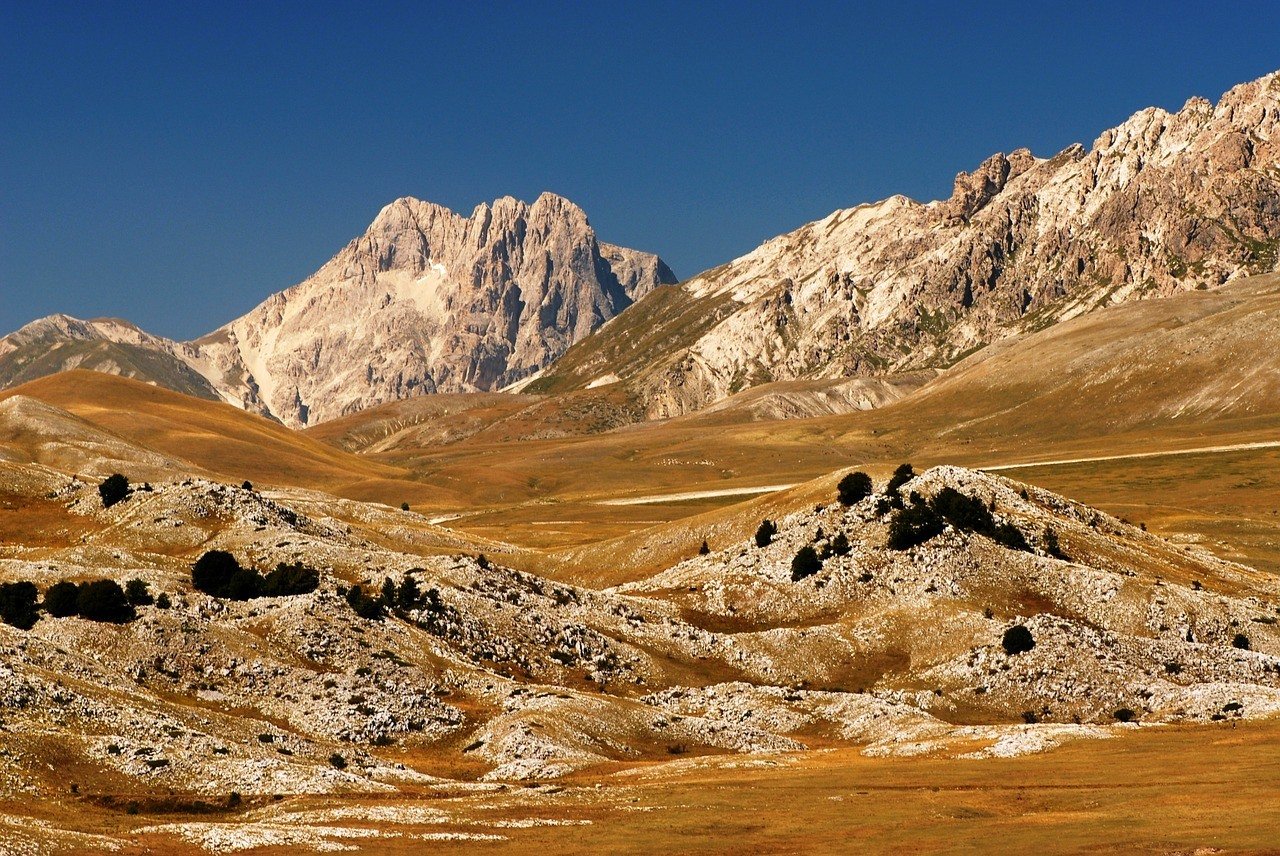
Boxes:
[535,71,1280,418]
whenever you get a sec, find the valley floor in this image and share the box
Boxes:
[7,719,1279,854]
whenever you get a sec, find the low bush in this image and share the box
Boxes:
[0,581,39,630]
[193,552,318,601]
[98,473,130,508]
[262,563,319,597]
[698,540,711,556]
[125,579,154,606]
[75,579,136,624]
[192,551,242,596]
[755,519,777,548]
[1232,633,1251,650]
[887,500,945,550]
[43,580,81,617]
[825,532,851,558]
[886,463,915,495]
[1113,708,1136,723]
[837,471,873,506]
[345,584,384,620]
[1001,624,1036,655]
[790,545,822,581]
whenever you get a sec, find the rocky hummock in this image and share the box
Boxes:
[536,70,1280,417]
[1,461,1278,804]
[0,193,676,426]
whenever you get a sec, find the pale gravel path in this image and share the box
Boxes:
[981,440,1280,472]
[595,483,800,506]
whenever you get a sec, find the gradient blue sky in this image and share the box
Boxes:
[3,1,1278,339]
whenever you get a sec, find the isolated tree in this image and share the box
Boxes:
[124,578,154,606]
[75,579,135,623]
[790,545,822,581]
[155,592,172,609]
[0,581,39,630]
[837,471,873,506]
[98,473,130,508]
[1001,624,1036,655]
[886,463,915,495]
[1232,633,1251,651]
[698,540,711,556]
[400,502,410,511]
[241,481,253,491]
[476,554,490,570]
[380,577,397,607]
[192,550,242,596]
[43,580,81,617]
[1113,708,1136,723]
[754,519,778,548]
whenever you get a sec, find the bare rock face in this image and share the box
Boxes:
[545,71,1280,417]
[0,194,676,427]
[190,193,676,425]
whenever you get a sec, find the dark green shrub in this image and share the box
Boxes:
[1232,633,1251,650]
[1001,625,1035,655]
[75,580,136,623]
[396,574,421,610]
[262,563,319,597]
[400,502,409,511]
[887,501,945,550]
[886,463,915,495]
[0,582,39,630]
[241,481,253,491]
[155,592,171,609]
[329,753,347,769]
[345,585,384,620]
[1113,708,1136,722]
[380,577,397,606]
[837,472,873,506]
[827,532,851,557]
[790,546,822,581]
[43,580,81,617]
[125,578,154,606]
[754,519,777,548]
[698,540,711,556]
[224,569,263,601]
[931,487,994,532]
[992,522,1030,552]
[192,551,241,597]
[476,554,490,570]
[1043,527,1068,560]
[98,473,129,508]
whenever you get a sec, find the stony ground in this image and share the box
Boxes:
[2,461,1280,851]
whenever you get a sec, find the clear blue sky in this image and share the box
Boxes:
[3,1,1278,339]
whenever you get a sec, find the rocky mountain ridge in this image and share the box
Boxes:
[534,70,1280,417]
[1,193,676,426]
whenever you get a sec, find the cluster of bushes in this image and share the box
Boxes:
[887,487,1029,552]
[0,577,162,629]
[191,551,319,601]
[343,571,433,621]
